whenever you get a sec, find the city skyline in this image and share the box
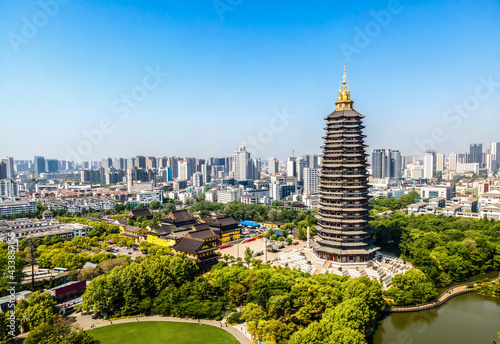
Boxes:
[1,0,500,161]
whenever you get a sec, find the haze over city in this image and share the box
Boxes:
[1,0,500,161]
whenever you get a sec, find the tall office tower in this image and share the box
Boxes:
[196,159,206,172]
[458,153,468,163]
[390,150,402,179]
[135,155,146,169]
[185,158,196,180]
[192,172,203,187]
[157,157,167,169]
[423,150,436,179]
[201,164,211,185]
[287,157,297,177]
[436,153,445,172]
[469,144,483,164]
[303,168,320,195]
[0,157,15,179]
[178,160,192,181]
[166,157,179,178]
[449,152,457,171]
[311,64,378,265]
[45,159,59,173]
[302,154,319,168]
[371,149,384,178]
[491,142,500,163]
[486,154,498,174]
[102,157,113,170]
[125,157,134,170]
[248,158,261,180]
[224,157,232,174]
[34,156,46,176]
[146,156,157,170]
[0,162,6,179]
[371,149,391,178]
[234,147,250,181]
[268,157,279,176]
[113,157,125,170]
[296,157,307,181]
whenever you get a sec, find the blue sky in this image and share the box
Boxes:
[1,0,499,162]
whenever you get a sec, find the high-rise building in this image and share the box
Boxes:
[234,147,250,181]
[201,164,211,185]
[178,160,193,181]
[390,150,402,179]
[268,157,279,176]
[113,157,125,170]
[303,168,320,195]
[135,156,146,169]
[248,158,261,180]
[436,153,445,172]
[372,149,397,178]
[102,157,113,170]
[146,156,157,170]
[0,157,14,179]
[296,158,307,181]
[45,159,59,173]
[126,157,135,170]
[34,156,46,176]
[449,152,457,171]
[302,154,319,169]
[287,157,297,177]
[469,144,483,164]
[490,142,500,163]
[311,65,379,265]
[0,162,6,180]
[423,150,436,179]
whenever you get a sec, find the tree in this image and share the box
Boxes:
[15,292,57,331]
[23,316,95,344]
[149,201,161,210]
[386,269,438,305]
[244,247,254,268]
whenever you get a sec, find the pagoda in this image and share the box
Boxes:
[311,62,379,266]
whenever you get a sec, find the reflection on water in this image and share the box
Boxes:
[369,293,500,344]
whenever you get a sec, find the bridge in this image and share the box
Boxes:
[384,276,500,313]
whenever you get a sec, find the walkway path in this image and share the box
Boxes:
[385,276,500,313]
[73,313,252,344]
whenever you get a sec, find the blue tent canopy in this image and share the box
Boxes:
[239,220,260,227]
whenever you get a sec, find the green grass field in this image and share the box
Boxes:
[88,321,240,344]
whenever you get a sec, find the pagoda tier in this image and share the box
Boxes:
[311,63,379,265]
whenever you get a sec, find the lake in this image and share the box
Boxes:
[369,292,500,344]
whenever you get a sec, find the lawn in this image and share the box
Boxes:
[88,321,240,344]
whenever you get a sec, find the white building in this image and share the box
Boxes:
[420,185,454,200]
[479,190,500,208]
[303,168,320,195]
[268,157,279,176]
[137,190,163,205]
[0,200,37,216]
[0,179,18,197]
[423,151,436,179]
[217,187,243,204]
[456,163,480,174]
[480,203,500,220]
[234,147,250,181]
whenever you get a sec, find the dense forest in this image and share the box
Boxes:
[82,254,384,344]
[371,211,500,286]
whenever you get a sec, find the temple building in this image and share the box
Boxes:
[311,63,379,266]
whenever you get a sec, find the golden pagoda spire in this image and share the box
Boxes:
[335,60,353,110]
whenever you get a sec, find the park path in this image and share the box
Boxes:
[74,313,253,344]
[386,276,500,313]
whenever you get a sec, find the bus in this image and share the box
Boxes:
[53,267,68,273]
